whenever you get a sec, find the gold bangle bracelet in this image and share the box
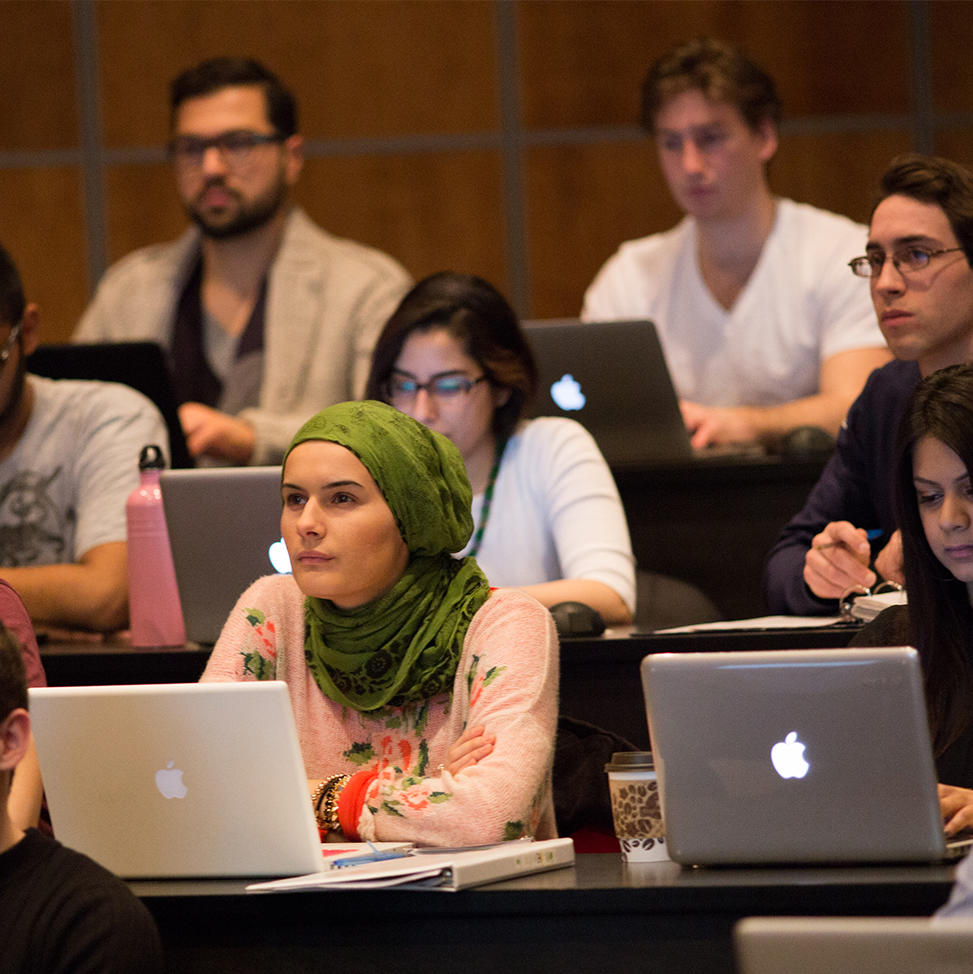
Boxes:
[313,773,350,832]
[311,779,329,824]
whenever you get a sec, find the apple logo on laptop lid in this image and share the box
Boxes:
[551,374,586,412]
[155,760,188,799]
[770,731,810,780]
[268,538,292,574]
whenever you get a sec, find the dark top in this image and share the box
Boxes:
[763,360,921,615]
[851,604,973,788]
[0,829,163,973]
[171,255,267,408]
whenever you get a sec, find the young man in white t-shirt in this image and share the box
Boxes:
[582,38,890,449]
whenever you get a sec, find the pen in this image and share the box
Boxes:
[815,528,882,551]
[331,842,413,869]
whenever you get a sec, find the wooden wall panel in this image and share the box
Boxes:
[517,1,910,130]
[524,141,681,318]
[297,151,508,290]
[97,0,498,146]
[1,1,77,149]
[0,1,963,333]
[930,131,973,168]
[0,169,88,342]
[929,3,973,113]
[771,130,915,227]
[104,164,187,263]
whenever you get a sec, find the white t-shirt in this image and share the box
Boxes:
[0,376,169,565]
[458,417,636,613]
[581,198,884,407]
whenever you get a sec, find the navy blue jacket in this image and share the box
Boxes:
[763,360,921,615]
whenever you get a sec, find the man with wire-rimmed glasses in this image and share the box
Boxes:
[74,57,410,466]
[766,153,973,616]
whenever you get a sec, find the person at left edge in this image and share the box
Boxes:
[0,624,164,973]
[0,244,169,635]
[73,56,412,465]
[200,400,558,845]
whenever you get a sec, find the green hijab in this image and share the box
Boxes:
[284,400,490,711]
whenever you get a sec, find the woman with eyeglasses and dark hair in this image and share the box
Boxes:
[365,271,635,626]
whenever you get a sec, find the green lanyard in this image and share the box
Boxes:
[467,439,506,560]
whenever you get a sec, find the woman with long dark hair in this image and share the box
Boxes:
[854,363,973,832]
[366,271,635,626]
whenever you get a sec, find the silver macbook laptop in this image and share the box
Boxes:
[161,465,290,645]
[640,647,951,865]
[736,917,973,974]
[522,318,693,466]
[29,681,322,879]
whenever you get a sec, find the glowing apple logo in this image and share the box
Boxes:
[155,760,188,799]
[268,538,292,574]
[770,731,810,780]
[550,374,586,412]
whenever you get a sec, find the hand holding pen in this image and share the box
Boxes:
[803,522,887,601]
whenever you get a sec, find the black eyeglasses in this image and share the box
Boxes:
[167,130,285,168]
[848,246,966,278]
[386,373,487,403]
[0,322,22,366]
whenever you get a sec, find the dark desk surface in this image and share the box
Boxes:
[613,452,829,620]
[39,639,210,686]
[41,625,858,750]
[130,853,954,974]
[558,624,858,748]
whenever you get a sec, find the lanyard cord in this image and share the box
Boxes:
[467,438,506,560]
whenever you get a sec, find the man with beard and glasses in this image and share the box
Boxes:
[0,244,168,635]
[74,57,412,466]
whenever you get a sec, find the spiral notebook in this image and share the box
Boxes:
[247,838,576,892]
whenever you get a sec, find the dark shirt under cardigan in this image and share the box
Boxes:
[851,604,973,789]
[0,829,163,974]
[763,360,921,616]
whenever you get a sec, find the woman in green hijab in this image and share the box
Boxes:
[201,400,558,845]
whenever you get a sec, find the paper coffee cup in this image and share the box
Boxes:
[604,751,668,862]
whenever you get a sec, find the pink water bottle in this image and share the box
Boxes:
[126,444,186,647]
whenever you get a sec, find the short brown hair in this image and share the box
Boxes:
[169,57,297,137]
[640,37,781,135]
[877,153,973,263]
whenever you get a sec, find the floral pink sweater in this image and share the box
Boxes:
[200,575,558,845]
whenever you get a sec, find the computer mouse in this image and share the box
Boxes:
[549,601,606,638]
[778,425,836,457]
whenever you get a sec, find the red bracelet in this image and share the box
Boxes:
[337,769,378,841]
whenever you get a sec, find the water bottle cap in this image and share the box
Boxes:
[138,445,167,471]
